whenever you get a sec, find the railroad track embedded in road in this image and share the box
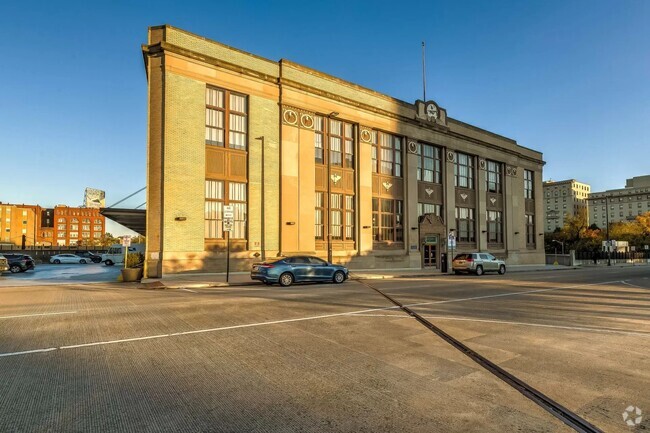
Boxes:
[357,280,604,433]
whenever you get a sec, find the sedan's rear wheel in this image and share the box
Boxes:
[498,264,506,275]
[279,272,294,287]
[333,271,345,284]
[475,265,484,276]
[105,260,114,266]
[9,265,22,273]
[53,259,61,264]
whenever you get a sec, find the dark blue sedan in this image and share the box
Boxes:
[251,256,349,287]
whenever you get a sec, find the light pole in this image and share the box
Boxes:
[605,196,611,266]
[448,228,456,274]
[552,239,565,255]
[255,136,265,260]
[326,112,339,264]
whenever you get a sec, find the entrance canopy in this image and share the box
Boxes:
[100,208,146,236]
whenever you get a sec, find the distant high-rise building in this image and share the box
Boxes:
[588,175,650,227]
[542,180,591,232]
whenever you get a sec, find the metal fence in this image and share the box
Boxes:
[575,250,650,261]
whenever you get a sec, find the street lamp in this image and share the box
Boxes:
[551,239,565,255]
[255,136,266,260]
[326,112,339,264]
[605,196,611,266]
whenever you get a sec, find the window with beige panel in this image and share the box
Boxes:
[205,87,248,150]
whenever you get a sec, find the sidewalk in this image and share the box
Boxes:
[139,264,577,290]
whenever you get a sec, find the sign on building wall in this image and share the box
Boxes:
[84,188,106,208]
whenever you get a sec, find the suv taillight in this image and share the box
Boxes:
[466,257,473,262]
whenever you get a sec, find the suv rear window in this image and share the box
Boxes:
[454,254,470,260]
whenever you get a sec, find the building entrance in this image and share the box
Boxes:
[423,244,437,267]
[422,234,438,268]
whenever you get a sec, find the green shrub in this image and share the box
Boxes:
[126,252,144,268]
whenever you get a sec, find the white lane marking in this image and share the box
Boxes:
[0,304,403,358]
[180,289,198,293]
[0,348,58,358]
[0,279,627,358]
[0,311,77,320]
[351,313,650,337]
[61,334,171,349]
[621,281,648,289]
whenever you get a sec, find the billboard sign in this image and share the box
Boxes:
[84,188,106,208]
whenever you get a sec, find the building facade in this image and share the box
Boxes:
[142,25,546,277]
[0,203,105,247]
[50,206,105,246]
[588,175,650,227]
[0,204,38,247]
[542,179,590,232]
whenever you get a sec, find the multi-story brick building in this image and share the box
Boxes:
[51,205,105,246]
[542,179,591,232]
[142,25,546,277]
[0,203,38,247]
[588,175,650,227]
[0,203,105,247]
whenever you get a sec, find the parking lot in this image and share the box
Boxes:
[0,262,120,285]
[0,267,648,432]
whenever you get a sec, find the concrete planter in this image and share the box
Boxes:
[121,268,143,282]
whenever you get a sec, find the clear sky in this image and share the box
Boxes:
[1,0,648,235]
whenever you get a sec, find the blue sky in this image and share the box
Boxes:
[1,0,648,235]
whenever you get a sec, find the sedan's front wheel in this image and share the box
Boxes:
[80,259,87,264]
[53,259,61,264]
[279,272,294,287]
[9,265,22,273]
[333,271,345,284]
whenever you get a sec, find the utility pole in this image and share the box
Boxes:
[606,196,611,266]
[255,136,266,260]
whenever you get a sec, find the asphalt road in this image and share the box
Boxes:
[0,262,120,285]
[0,267,648,432]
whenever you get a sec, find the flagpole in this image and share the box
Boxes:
[422,41,426,101]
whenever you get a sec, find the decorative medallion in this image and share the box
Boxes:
[331,173,342,185]
[407,140,418,154]
[446,151,455,162]
[282,108,298,125]
[300,113,314,129]
[479,159,486,170]
[506,166,513,176]
[425,188,434,197]
[426,103,439,122]
[460,193,468,201]
[490,197,497,205]
[382,181,393,191]
[512,167,518,176]
[360,128,372,143]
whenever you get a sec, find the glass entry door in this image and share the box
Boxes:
[423,244,437,267]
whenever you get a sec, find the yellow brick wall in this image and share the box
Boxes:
[163,71,205,253]
[165,27,279,78]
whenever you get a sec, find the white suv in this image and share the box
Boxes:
[452,252,506,275]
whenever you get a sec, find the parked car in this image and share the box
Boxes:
[1,253,36,273]
[0,255,9,274]
[49,254,90,264]
[73,251,102,263]
[102,244,145,266]
[452,252,506,276]
[251,256,349,287]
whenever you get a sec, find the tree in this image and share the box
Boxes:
[97,233,119,248]
[637,212,650,237]
[562,208,590,246]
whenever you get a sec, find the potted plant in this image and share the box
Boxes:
[121,252,144,282]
